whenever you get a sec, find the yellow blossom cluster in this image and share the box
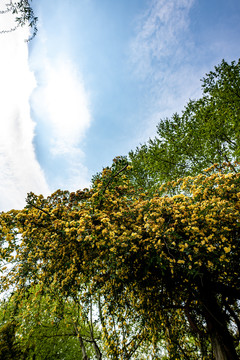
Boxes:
[0,162,240,358]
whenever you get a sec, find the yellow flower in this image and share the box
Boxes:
[177,260,185,264]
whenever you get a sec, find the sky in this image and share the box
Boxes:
[0,0,240,211]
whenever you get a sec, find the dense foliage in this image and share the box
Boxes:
[1,161,240,359]
[0,289,98,359]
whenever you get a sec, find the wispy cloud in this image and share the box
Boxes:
[130,0,195,80]
[0,9,49,211]
[129,0,207,139]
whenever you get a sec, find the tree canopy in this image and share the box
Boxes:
[1,161,240,359]
[129,59,240,192]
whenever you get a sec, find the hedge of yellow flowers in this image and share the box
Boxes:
[1,162,239,358]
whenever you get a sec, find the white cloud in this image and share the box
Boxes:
[30,34,92,192]
[32,57,91,156]
[0,7,49,212]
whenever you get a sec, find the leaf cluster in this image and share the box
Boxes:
[0,0,37,41]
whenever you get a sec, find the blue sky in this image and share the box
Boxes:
[0,0,240,211]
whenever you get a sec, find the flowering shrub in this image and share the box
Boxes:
[1,162,240,359]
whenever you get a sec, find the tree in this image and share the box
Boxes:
[0,0,37,41]
[1,160,240,359]
[129,59,240,192]
[0,285,103,360]
[0,161,158,359]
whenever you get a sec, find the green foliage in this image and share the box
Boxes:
[0,0,37,41]
[0,289,99,360]
[129,59,240,191]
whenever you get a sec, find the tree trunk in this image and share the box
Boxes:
[77,335,89,360]
[199,278,239,360]
[205,315,238,360]
[73,322,89,360]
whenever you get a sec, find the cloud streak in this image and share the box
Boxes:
[129,0,207,139]
[0,8,49,211]
[130,0,195,80]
